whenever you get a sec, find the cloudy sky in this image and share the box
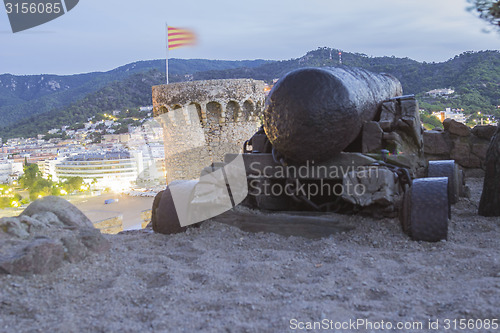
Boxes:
[0,0,498,75]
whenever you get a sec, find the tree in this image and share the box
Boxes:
[468,0,500,31]
[60,177,84,193]
[19,164,41,189]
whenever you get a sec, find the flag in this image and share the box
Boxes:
[168,26,196,50]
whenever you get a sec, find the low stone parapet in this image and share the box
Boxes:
[423,120,497,177]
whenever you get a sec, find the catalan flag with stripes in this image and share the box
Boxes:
[168,26,196,50]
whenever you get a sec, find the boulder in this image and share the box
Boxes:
[0,197,109,275]
[471,143,489,160]
[21,196,93,228]
[423,130,451,155]
[0,238,64,275]
[479,126,500,216]
[450,141,481,168]
[443,119,470,137]
[362,121,383,153]
[472,125,497,141]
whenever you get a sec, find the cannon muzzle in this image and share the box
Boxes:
[264,67,402,163]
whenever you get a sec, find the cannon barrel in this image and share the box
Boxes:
[264,67,402,163]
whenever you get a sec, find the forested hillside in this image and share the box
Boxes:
[0,59,269,129]
[193,48,500,116]
[0,70,164,138]
[0,49,498,139]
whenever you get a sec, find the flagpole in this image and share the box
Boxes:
[165,22,169,84]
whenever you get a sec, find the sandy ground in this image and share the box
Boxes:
[0,178,499,333]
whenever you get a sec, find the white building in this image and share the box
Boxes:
[0,160,23,184]
[39,158,62,181]
[426,88,455,98]
[55,151,143,192]
[139,106,153,112]
[127,120,166,184]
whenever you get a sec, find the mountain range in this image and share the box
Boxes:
[0,48,498,139]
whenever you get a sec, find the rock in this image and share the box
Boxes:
[78,227,110,254]
[0,217,30,239]
[342,168,400,208]
[479,126,500,216]
[451,142,481,168]
[30,211,64,228]
[379,101,397,130]
[471,143,489,160]
[21,196,93,228]
[423,130,451,155]
[443,119,470,137]
[60,235,89,263]
[362,121,383,153]
[0,238,64,275]
[399,98,424,148]
[472,125,497,140]
[464,168,485,178]
[0,197,110,275]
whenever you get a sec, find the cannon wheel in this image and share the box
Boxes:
[428,160,459,205]
[402,177,449,242]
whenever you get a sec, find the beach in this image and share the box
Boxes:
[71,193,154,230]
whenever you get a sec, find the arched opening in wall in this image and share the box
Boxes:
[169,104,183,124]
[242,100,255,121]
[225,101,240,122]
[187,103,203,125]
[157,106,169,116]
[206,101,222,127]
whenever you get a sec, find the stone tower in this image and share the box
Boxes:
[152,79,266,182]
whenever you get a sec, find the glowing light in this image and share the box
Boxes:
[60,189,67,195]
[11,201,19,207]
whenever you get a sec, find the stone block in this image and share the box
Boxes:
[443,119,470,137]
[471,143,489,160]
[471,125,497,140]
[451,141,481,168]
[464,168,485,178]
[362,121,383,153]
[423,130,451,155]
[379,101,397,131]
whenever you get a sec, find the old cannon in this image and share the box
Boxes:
[152,67,465,242]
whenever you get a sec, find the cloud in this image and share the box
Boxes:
[0,0,498,74]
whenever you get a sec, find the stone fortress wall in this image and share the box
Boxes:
[423,119,497,177]
[152,79,266,182]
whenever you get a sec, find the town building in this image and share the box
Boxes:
[432,108,467,124]
[54,151,143,192]
[0,160,23,184]
[426,88,455,98]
